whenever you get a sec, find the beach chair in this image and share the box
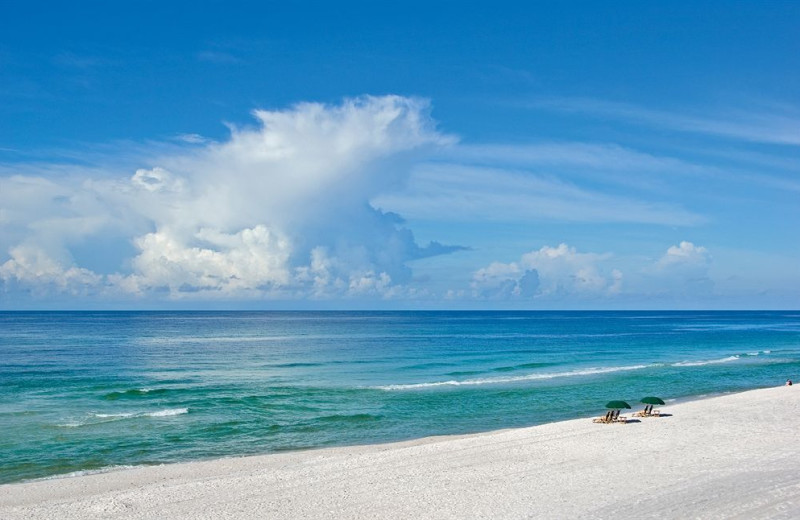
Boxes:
[593,411,613,423]
[633,404,652,417]
[612,409,628,424]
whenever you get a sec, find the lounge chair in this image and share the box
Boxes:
[633,404,652,417]
[613,409,628,423]
[593,410,613,423]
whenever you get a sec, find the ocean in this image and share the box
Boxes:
[1,310,798,484]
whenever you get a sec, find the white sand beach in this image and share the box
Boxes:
[2,385,799,519]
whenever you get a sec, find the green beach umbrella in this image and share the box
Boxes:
[605,400,631,409]
[640,396,665,405]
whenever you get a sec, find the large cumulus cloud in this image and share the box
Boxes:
[0,95,462,301]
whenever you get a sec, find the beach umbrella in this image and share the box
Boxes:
[605,400,631,409]
[640,396,665,405]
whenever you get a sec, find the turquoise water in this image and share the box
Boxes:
[1,311,799,484]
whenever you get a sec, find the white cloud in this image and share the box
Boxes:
[447,142,702,175]
[122,225,292,295]
[530,97,800,146]
[627,241,714,301]
[374,161,704,226]
[657,241,711,268]
[656,241,712,282]
[472,243,621,300]
[0,174,135,267]
[0,245,102,295]
[131,167,185,193]
[471,241,719,304]
[0,96,462,301]
[174,133,209,144]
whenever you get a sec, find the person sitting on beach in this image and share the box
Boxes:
[786,379,793,386]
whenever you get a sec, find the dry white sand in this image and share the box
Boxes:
[3,385,800,519]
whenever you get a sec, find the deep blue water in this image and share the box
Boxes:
[1,311,799,484]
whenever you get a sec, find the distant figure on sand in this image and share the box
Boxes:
[786,379,793,386]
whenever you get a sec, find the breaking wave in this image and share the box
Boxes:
[95,408,188,419]
[672,350,771,367]
[57,408,188,427]
[672,356,740,367]
[374,364,650,390]
[143,408,188,417]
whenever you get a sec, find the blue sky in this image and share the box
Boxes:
[1,1,798,309]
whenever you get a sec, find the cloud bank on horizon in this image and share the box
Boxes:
[0,94,796,309]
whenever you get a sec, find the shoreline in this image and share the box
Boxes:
[3,385,800,518]
[14,385,766,485]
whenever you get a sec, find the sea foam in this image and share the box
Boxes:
[86,408,189,422]
[672,356,740,367]
[375,364,650,390]
[145,408,188,417]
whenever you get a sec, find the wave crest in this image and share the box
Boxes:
[144,408,188,417]
[672,355,740,367]
[95,408,188,419]
[103,388,168,400]
[375,364,649,391]
[58,408,189,427]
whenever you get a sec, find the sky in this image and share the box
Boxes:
[1,1,798,309]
